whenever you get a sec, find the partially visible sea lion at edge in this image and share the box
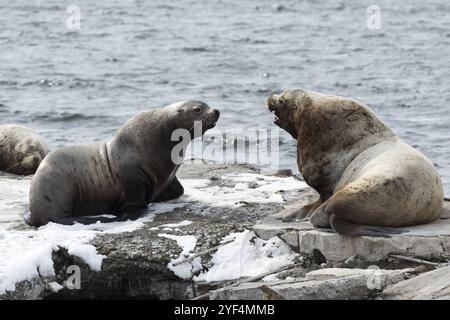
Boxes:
[267,89,443,237]
[0,124,49,175]
[27,100,220,226]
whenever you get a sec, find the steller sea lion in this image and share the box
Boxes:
[267,89,443,237]
[27,100,220,226]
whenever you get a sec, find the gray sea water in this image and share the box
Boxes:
[1,0,450,194]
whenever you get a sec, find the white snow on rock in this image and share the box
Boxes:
[194,230,298,282]
[68,244,105,272]
[159,220,192,228]
[0,177,165,295]
[47,281,64,293]
[0,172,306,294]
[158,233,202,280]
[181,173,307,206]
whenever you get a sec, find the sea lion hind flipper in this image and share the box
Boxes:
[153,177,184,202]
[280,199,323,222]
[329,214,405,238]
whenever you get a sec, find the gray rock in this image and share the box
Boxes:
[2,163,449,300]
[0,278,46,300]
[382,266,450,299]
[254,200,450,263]
[0,164,308,300]
[209,268,413,300]
[279,231,299,251]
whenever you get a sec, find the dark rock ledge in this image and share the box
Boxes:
[1,164,449,300]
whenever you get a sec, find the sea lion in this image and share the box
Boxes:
[0,124,49,175]
[27,100,220,226]
[267,89,443,237]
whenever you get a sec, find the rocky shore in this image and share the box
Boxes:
[1,164,449,300]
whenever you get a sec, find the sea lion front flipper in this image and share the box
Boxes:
[114,169,154,220]
[153,177,184,202]
[280,198,322,222]
[329,214,405,238]
[115,205,148,221]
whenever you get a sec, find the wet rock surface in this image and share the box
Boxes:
[381,265,450,300]
[0,164,306,299]
[209,268,415,300]
[255,201,450,263]
[1,164,449,300]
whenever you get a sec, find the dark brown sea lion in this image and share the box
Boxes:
[27,101,220,226]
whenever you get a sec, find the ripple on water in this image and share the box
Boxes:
[1,0,449,193]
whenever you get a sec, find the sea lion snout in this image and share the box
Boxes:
[267,94,288,128]
[24,154,42,167]
[203,108,220,130]
[19,154,43,175]
[213,109,220,120]
[267,94,278,112]
[267,92,303,139]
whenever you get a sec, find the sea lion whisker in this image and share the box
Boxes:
[5,160,26,172]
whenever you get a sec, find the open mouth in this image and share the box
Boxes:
[268,103,281,125]
[271,110,280,125]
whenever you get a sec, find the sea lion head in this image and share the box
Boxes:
[165,100,220,136]
[268,88,396,198]
[267,89,309,139]
[13,137,47,175]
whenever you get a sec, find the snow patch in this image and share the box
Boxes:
[194,230,298,282]
[262,273,280,282]
[0,171,306,295]
[0,177,162,295]
[158,233,201,279]
[159,220,192,228]
[47,281,64,293]
[68,244,105,272]
[181,173,307,206]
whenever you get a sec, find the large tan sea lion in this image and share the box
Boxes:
[267,89,443,237]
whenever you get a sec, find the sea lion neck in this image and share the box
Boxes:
[296,98,395,197]
[111,110,177,151]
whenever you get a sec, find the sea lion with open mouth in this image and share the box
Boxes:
[27,100,220,226]
[268,89,443,237]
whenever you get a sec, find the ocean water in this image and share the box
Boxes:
[1,0,449,194]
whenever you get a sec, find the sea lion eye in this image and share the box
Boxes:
[194,107,202,113]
